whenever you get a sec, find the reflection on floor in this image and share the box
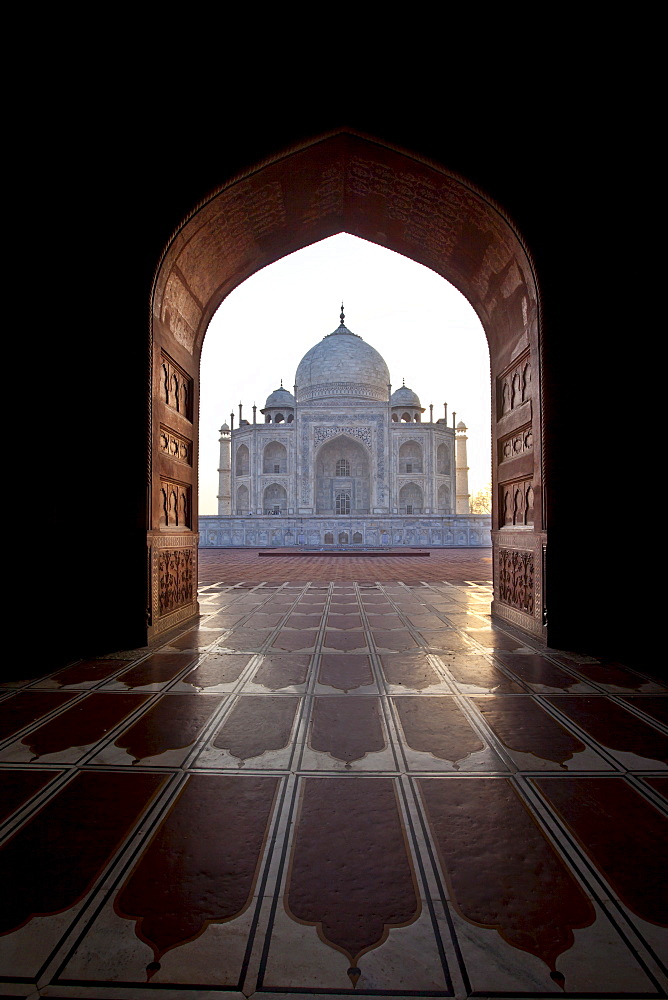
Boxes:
[1,573,666,999]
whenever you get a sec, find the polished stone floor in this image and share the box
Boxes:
[1,555,666,998]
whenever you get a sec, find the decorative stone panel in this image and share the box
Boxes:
[169,180,286,312]
[199,514,491,548]
[303,162,344,223]
[301,382,386,402]
[498,423,533,463]
[159,425,192,466]
[349,157,462,258]
[313,425,373,448]
[159,478,192,529]
[161,271,200,353]
[160,353,193,421]
[158,548,195,617]
[497,350,532,418]
[499,548,535,614]
[499,477,534,526]
[492,529,545,639]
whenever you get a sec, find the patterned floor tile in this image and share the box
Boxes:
[1,563,666,998]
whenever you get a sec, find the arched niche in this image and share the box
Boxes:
[150,130,543,641]
[263,483,287,513]
[314,435,370,516]
[236,484,249,514]
[399,440,423,474]
[263,441,287,474]
[437,483,451,513]
[235,443,249,476]
[399,482,424,514]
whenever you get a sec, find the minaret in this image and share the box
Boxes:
[217,423,231,515]
[455,420,470,514]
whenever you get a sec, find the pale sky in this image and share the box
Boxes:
[198,234,491,514]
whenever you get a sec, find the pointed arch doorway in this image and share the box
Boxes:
[150,130,543,642]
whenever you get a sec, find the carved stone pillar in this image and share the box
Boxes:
[491,349,545,640]
[148,337,199,640]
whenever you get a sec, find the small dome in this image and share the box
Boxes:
[220,422,230,431]
[456,420,467,430]
[264,386,295,409]
[390,385,421,408]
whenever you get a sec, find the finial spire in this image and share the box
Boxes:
[340,301,345,325]
[280,378,283,388]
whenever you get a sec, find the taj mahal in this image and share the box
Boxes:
[199,308,491,549]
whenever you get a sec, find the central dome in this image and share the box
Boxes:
[295,317,390,404]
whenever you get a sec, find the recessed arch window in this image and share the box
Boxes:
[236,484,249,514]
[263,483,287,514]
[263,441,287,474]
[437,483,451,512]
[315,435,370,516]
[335,490,351,514]
[399,441,423,474]
[235,444,249,476]
[399,482,423,514]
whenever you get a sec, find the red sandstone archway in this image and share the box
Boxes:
[150,131,543,641]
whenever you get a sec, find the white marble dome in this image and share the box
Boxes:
[295,321,390,403]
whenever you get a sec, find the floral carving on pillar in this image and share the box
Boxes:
[499,548,535,614]
[158,549,194,616]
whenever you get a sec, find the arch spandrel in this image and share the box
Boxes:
[154,133,538,363]
[314,431,372,458]
[150,130,544,642]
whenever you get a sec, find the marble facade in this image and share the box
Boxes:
[208,312,491,548]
